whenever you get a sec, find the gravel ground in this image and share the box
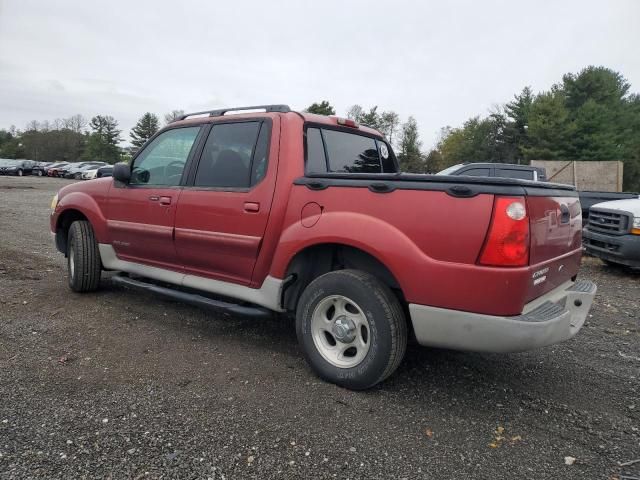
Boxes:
[0,175,639,480]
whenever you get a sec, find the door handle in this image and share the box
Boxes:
[244,202,260,212]
[159,196,172,205]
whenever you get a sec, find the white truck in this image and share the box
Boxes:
[583,197,640,268]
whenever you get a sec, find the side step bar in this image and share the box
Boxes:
[110,274,273,318]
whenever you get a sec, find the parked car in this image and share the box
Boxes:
[583,198,640,268]
[46,162,71,177]
[49,105,596,390]
[31,162,53,176]
[96,165,113,178]
[0,159,37,176]
[578,191,639,220]
[64,162,107,179]
[51,162,79,177]
[80,165,107,180]
[436,162,547,181]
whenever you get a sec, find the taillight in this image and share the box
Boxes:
[478,196,530,267]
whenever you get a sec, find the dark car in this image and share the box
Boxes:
[55,162,82,178]
[436,162,547,181]
[32,162,53,177]
[96,165,113,178]
[0,159,37,176]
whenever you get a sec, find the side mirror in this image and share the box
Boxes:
[112,163,131,183]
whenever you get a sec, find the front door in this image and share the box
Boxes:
[174,118,278,285]
[106,126,202,271]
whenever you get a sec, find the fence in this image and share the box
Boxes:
[530,160,623,192]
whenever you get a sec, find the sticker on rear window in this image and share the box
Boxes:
[380,143,389,159]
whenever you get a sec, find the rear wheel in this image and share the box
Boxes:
[67,221,102,292]
[16,169,23,176]
[296,269,407,390]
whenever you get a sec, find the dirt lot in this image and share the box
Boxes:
[0,175,639,479]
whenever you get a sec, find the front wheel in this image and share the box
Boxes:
[296,270,407,390]
[67,221,102,292]
[37,170,43,176]
[16,169,23,176]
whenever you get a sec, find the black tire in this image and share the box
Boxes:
[16,169,23,176]
[37,170,43,176]
[296,269,407,390]
[67,221,102,292]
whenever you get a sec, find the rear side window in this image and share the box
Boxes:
[459,167,490,177]
[195,121,269,188]
[323,129,381,173]
[305,128,327,174]
[305,127,395,174]
[497,168,533,180]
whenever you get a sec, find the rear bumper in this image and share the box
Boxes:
[409,279,596,353]
[583,228,640,267]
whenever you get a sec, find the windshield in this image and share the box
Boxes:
[0,159,20,167]
[435,164,464,175]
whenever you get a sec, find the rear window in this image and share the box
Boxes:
[305,127,395,174]
[459,167,490,177]
[497,168,533,180]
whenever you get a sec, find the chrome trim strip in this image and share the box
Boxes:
[98,244,284,311]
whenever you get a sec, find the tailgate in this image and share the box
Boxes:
[526,195,582,298]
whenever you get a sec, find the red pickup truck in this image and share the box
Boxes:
[50,105,596,390]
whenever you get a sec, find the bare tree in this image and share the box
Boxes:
[63,114,88,133]
[164,109,185,125]
[346,105,363,121]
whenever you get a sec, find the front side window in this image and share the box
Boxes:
[131,127,200,186]
[194,121,268,188]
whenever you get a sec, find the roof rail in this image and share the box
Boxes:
[177,104,291,121]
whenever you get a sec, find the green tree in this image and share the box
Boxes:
[379,111,400,145]
[84,115,121,163]
[522,91,572,160]
[305,101,335,116]
[130,112,160,149]
[503,86,534,163]
[397,116,425,173]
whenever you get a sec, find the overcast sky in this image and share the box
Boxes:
[0,0,638,148]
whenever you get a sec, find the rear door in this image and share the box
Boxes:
[106,126,202,270]
[174,118,278,285]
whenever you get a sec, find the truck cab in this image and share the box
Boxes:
[50,105,596,390]
[583,198,640,268]
[437,162,547,181]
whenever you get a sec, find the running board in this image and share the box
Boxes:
[110,274,273,318]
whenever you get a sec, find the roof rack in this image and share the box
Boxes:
[177,104,291,121]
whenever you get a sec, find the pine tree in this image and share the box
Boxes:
[130,113,160,148]
[522,92,572,160]
[84,115,122,163]
[503,86,534,163]
[305,101,335,116]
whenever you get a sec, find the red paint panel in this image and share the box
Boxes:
[105,186,183,271]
